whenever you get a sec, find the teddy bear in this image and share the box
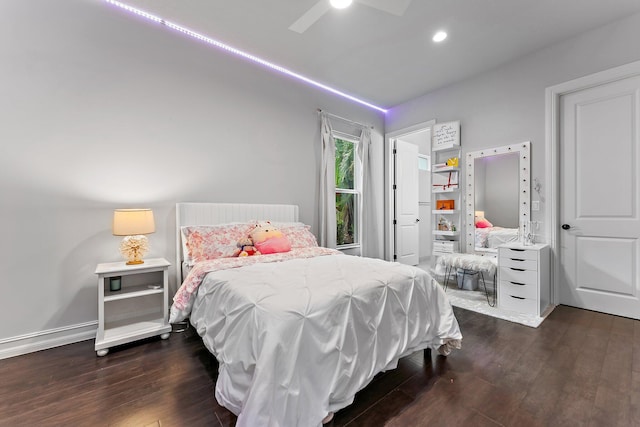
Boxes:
[233,236,260,257]
[249,221,291,254]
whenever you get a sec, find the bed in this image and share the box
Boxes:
[474,226,519,250]
[171,202,462,426]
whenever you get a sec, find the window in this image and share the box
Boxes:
[334,136,360,247]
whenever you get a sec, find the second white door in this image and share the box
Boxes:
[559,74,640,320]
[394,140,419,265]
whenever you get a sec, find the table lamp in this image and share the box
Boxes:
[112,209,155,265]
[475,210,485,219]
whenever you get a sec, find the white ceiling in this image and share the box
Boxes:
[120,0,640,109]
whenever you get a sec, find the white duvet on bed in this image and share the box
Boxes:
[475,226,519,249]
[185,251,462,427]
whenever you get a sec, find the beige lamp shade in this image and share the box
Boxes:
[112,209,155,236]
[474,210,485,218]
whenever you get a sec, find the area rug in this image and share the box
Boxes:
[444,286,552,328]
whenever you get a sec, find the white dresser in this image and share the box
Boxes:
[498,243,550,316]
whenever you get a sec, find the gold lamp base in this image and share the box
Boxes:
[119,235,149,266]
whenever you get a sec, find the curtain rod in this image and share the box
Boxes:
[317,109,374,129]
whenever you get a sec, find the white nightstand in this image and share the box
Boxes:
[94,258,172,356]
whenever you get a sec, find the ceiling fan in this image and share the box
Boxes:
[289,0,414,33]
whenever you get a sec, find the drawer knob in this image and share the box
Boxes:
[510,281,526,286]
[510,268,525,271]
[510,295,525,300]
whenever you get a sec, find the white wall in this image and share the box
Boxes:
[0,0,384,357]
[386,12,640,247]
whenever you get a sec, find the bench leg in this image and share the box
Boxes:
[443,266,453,291]
[479,272,496,307]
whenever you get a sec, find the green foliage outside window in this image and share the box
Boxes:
[335,138,356,246]
[336,193,355,245]
[335,138,354,190]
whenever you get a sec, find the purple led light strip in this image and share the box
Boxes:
[104,0,388,113]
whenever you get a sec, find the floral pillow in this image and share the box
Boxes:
[279,224,318,248]
[181,223,254,265]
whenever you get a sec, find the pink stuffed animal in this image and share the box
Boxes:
[250,222,291,254]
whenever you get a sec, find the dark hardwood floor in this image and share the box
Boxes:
[1,305,638,426]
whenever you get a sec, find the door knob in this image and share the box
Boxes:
[415,218,420,223]
[561,224,571,230]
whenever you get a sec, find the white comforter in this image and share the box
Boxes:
[475,226,519,249]
[184,251,462,426]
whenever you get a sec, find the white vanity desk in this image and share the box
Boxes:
[465,141,551,317]
[497,242,550,317]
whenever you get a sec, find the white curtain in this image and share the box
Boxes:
[357,127,377,258]
[319,113,337,248]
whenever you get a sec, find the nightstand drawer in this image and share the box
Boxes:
[499,280,537,300]
[500,257,537,270]
[500,266,537,285]
[500,293,537,315]
[499,247,538,261]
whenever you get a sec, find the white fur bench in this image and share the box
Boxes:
[438,253,497,306]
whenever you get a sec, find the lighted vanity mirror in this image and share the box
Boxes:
[465,141,531,253]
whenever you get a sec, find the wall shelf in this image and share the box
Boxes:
[432,133,462,263]
[432,187,459,194]
[432,165,459,172]
[433,230,460,237]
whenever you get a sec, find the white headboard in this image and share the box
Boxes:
[175,202,299,284]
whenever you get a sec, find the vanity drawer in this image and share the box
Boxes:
[500,267,537,286]
[499,293,537,315]
[500,257,537,270]
[499,279,537,300]
[499,247,538,261]
[433,240,458,253]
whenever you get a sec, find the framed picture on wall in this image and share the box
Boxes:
[433,121,460,151]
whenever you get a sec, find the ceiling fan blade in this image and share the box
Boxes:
[289,0,332,33]
[355,0,413,16]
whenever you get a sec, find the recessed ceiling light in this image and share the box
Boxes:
[330,0,353,9]
[433,31,447,43]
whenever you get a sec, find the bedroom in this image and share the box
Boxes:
[1,0,639,425]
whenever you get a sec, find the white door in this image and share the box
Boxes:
[394,140,419,265]
[418,155,432,261]
[559,74,640,319]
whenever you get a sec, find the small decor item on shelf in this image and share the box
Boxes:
[446,157,459,167]
[521,221,535,246]
[433,171,459,191]
[436,200,455,210]
[438,217,451,231]
[109,276,121,292]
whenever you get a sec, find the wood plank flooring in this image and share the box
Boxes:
[0,305,638,426]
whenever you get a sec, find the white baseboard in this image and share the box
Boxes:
[0,321,98,360]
